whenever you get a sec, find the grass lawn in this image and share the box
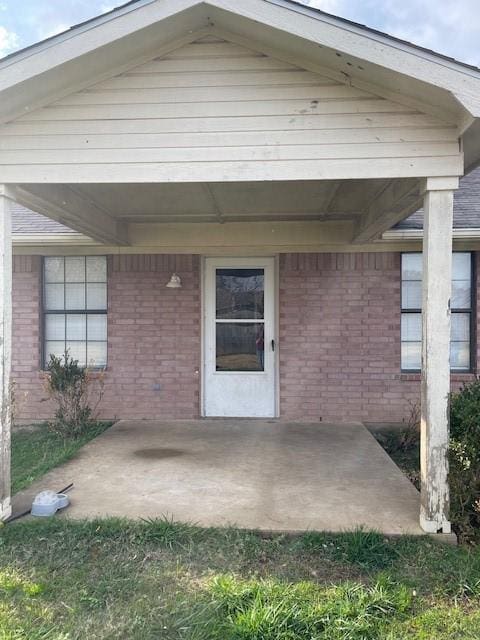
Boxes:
[1,519,480,639]
[11,422,113,494]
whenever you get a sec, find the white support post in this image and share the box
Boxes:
[420,176,458,534]
[0,186,12,522]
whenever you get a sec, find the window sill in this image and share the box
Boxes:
[400,372,476,381]
[38,368,108,377]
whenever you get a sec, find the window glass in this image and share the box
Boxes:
[65,283,86,310]
[65,257,85,283]
[86,283,107,310]
[43,256,107,368]
[401,253,422,280]
[44,283,65,310]
[401,281,422,310]
[87,256,107,282]
[401,314,422,342]
[44,257,64,283]
[216,322,265,372]
[216,269,264,319]
[400,253,472,371]
[401,342,422,371]
[45,314,65,341]
[87,315,107,341]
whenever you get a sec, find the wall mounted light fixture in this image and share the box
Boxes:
[166,273,182,289]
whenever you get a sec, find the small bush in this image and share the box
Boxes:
[449,379,480,543]
[43,352,105,439]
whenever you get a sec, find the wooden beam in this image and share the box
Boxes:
[203,184,225,223]
[12,185,129,246]
[0,155,464,184]
[352,178,422,243]
[420,178,457,534]
[0,185,12,521]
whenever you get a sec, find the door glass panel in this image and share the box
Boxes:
[216,269,264,319]
[216,322,265,372]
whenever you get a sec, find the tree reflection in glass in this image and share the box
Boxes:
[215,269,265,371]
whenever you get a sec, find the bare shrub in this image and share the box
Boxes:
[43,352,105,439]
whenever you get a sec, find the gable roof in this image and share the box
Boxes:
[285,1,480,73]
[1,0,480,136]
[3,0,480,75]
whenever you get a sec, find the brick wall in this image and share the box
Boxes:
[12,255,47,421]
[12,254,201,421]
[11,251,478,424]
[279,252,478,423]
[102,254,201,419]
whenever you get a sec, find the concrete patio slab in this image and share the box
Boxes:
[12,420,423,534]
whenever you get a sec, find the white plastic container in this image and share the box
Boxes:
[31,490,70,517]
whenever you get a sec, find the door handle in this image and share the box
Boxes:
[271,339,275,352]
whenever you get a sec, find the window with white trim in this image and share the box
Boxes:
[43,256,108,368]
[401,252,473,372]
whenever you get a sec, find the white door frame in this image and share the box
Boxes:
[201,256,279,417]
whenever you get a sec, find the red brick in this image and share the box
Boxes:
[12,252,478,424]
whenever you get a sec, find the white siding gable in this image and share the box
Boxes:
[0,36,462,182]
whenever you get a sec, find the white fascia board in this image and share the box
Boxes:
[12,234,99,246]
[265,0,480,79]
[0,0,207,124]
[208,0,480,110]
[1,0,480,112]
[382,228,480,241]
[0,0,200,83]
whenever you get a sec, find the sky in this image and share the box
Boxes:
[0,0,479,67]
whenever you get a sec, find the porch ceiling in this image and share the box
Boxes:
[56,179,390,223]
[13,177,422,246]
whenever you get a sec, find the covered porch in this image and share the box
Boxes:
[2,0,480,535]
[0,174,458,534]
[12,419,423,535]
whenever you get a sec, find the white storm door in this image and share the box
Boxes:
[204,257,276,417]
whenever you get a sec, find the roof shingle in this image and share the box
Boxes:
[395,167,480,230]
[11,203,78,236]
